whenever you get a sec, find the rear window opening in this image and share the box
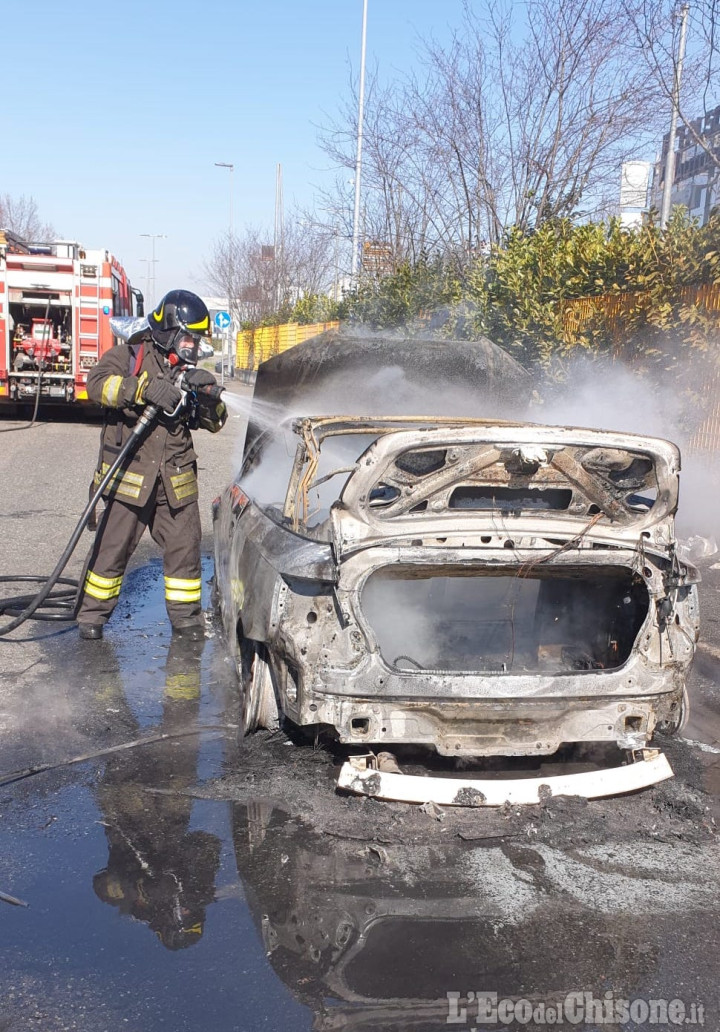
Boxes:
[449,486,573,511]
[362,566,648,674]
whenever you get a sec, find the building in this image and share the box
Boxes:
[650,103,720,223]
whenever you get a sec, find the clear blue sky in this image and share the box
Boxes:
[3,0,466,305]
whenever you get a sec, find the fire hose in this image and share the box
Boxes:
[0,375,224,637]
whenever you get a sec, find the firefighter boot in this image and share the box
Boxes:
[171,618,205,642]
[78,623,104,640]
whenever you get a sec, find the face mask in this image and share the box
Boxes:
[171,331,202,366]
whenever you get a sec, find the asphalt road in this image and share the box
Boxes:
[0,399,719,1032]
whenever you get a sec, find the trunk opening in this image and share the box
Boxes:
[361,566,649,674]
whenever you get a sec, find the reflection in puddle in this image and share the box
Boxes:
[93,637,221,950]
[229,802,720,1032]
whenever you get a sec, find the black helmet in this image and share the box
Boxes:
[148,289,211,365]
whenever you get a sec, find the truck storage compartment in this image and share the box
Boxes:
[10,298,72,372]
[361,565,649,674]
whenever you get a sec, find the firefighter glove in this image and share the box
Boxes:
[143,375,183,413]
[183,368,218,390]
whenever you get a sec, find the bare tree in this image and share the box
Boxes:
[625,1,720,173]
[317,96,439,265]
[317,70,443,271]
[0,194,55,241]
[318,0,662,263]
[204,215,335,327]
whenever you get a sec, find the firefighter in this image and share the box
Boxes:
[75,289,227,641]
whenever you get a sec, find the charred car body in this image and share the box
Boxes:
[213,333,698,761]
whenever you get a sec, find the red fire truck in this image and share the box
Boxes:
[0,230,142,406]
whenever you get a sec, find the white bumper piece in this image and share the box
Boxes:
[337,752,673,806]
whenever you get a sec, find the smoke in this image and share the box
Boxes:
[525,358,686,438]
[232,365,529,512]
[363,570,644,674]
[525,356,720,542]
[229,346,719,543]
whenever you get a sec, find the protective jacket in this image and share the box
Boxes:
[86,338,224,509]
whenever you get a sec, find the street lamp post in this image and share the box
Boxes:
[215,162,235,386]
[350,0,368,283]
[138,258,152,312]
[214,162,234,236]
[660,3,690,230]
[139,233,166,308]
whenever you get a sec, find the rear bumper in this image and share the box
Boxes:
[299,687,685,757]
[337,751,674,804]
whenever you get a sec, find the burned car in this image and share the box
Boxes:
[212,333,699,797]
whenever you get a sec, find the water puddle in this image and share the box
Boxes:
[0,557,718,1031]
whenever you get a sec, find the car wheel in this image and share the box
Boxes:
[658,685,690,736]
[240,639,279,733]
[674,684,690,734]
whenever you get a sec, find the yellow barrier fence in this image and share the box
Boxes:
[237,321,339,371]
[562,291,647,349]
[562,283,720,350]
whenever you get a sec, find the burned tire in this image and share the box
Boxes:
[239,639,279,733]
[658,685,690,736]
[678,684,690,732]
[671,684,691,734]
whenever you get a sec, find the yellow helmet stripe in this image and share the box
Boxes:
[152,302,164,323]
[186,315,209,330]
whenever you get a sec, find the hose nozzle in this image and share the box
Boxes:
[195,382,225,403]
[133,402,162,434]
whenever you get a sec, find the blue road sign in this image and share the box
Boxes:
[214,310,231,331]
